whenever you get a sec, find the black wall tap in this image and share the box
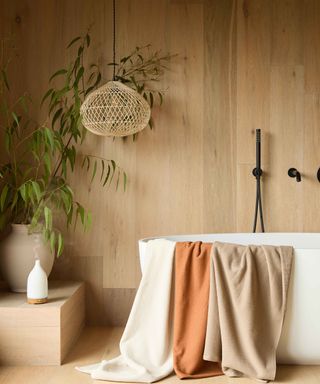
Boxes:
[288,168,301,182]
[252,129,265,233]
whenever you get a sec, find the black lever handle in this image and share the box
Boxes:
[288,168,301,182]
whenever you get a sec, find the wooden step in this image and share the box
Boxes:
[0,281,85,365]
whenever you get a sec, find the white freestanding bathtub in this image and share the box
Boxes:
[138,232,320,365]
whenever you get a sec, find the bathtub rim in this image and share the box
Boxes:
[138,232,320,248]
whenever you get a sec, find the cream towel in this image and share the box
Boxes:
[203,242,293,382]
[76,239,176,383]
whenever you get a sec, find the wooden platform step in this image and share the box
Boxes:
[0,281,85,365]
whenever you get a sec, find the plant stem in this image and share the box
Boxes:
[52,133,73,178]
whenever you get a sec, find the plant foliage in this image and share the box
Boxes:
[0,34,125,256]
[112,44,176,131]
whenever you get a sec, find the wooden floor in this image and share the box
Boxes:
[0,327,320,383]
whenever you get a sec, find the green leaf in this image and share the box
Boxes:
[57,233,64,257]
[100,160,105,181]
[61,190,72,214]
[12,112,20,128]
[17,94,30,113]
[86,34,90,47]
[86,156,90,171]
[123,171,127,192]
[84,85,95,96]
[43,228,50,242]
[81,155,87,169]
[91,160,97,183]
[1,69,9,90]
[49,69,68,83]
[67,205,73,227]
[43,153,51,175]
[11,192,18,210]
[44,127,54,150]
[0,185,9,211]
[31,181,41,202]
[77,203,85,225]
[61,158,67,178]
[44,206,52,230]
[72,56,81,74]
[4,131,11,154]
[74,66,84,87]
[110,160,116,184]
[85,212,92,231]
[148,116,154,130]
[77,46,84,57]
[116,169,120,190]
[41,88,53,106]
[67,36,81,48]
[50,231,55,254]
[149,92,154,108]
[103,164,111,186]
[19,184,27,202]
[52,108,63,129]
[27,182,34,205]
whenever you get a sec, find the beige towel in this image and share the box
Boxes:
[173,242,223,378]
[203,242,293,382]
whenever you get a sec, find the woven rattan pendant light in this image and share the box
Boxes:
[80,0,151,137]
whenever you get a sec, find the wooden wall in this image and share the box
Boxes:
[1,0,320,325]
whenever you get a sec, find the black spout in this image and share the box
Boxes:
[288,168,301,182]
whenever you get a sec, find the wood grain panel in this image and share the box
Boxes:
[236,164,257,232]
[303,0,320,92]
[103,0,165,289]
[303,94,320,231]
[3,0,320,324]
[203,0,236,232]
[271,0,303,65]
[236,0,272,164]
[268,65,304,232]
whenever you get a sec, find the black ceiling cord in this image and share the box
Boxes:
[112,0,116,81]
[252,129,265,233]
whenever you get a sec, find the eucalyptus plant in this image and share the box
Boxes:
[112,44,175,131]
[0,34,125,256]
[0,34,174,257]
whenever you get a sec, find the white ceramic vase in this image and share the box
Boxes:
[0,224,54,292]
[27,259,48,304]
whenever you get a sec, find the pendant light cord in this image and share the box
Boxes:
[112,0,116,81]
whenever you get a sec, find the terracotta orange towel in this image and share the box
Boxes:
[173,242,222,379]
[203,242,293,382]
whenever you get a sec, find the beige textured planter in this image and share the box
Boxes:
[0,224,54,292]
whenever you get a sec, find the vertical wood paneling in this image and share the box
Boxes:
[271,0,303,66]
[166,2,204,233]
[268,65,304,231]
[303,94,320,231]
[303,0,320,93]
[2,0,320,323]
[203,0,236,232]
[236,0,271,166]
[236,0,271,231]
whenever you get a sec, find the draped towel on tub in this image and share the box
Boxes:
[203,242,293,382]
[76,239,176,383]
[173,242,222,378]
